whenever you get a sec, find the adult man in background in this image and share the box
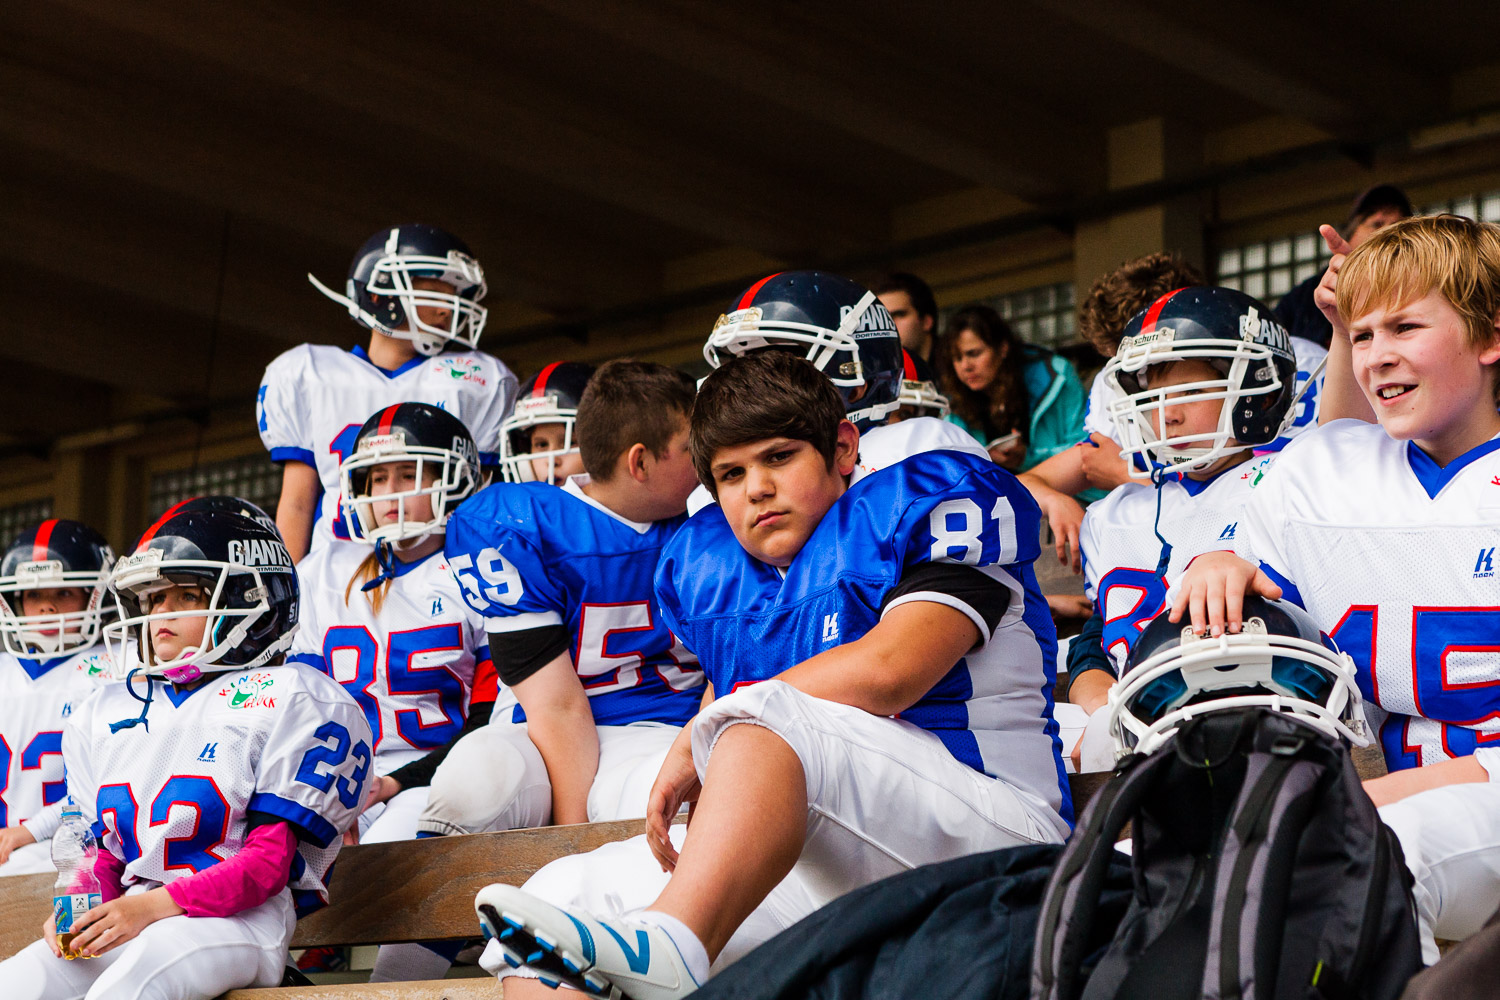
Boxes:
[877,272,940,363]
[1273,183,1412,348]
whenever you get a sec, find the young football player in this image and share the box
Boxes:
[498,361,594,486]
[1168,214,1500,960]
[0,509,370,999]
[688,270,987,516]
[258,224,518,561]
[0,520,115,875]
[288,403,496,845]
[885,348,951,423]
[418,360,704,844]
[287,402,498,983]
[475,351,1070,1000]
[1066,287,1299,770]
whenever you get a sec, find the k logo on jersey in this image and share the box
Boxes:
[1477,547,1497,579]
[821,613,840,643]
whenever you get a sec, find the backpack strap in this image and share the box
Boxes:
[1203,729,1323,1000]
[1032,749,1172,1000]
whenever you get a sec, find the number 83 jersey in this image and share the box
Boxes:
[62,663,371,908]
[289,545,500,773]
[445,477,705,727]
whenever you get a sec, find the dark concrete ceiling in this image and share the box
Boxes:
[5,0,1500,449]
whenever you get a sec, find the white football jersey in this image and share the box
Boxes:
[63,663,370,906]
[1235,421,1500,772]
[1082,455,1275,672]
[256,344,517,551]
[289,544,500,774]
[687,416,990,515]
[0,645,110,830]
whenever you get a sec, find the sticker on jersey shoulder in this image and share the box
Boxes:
[434,358,487,385]
[218,672,277,709]
[75,654,109,679]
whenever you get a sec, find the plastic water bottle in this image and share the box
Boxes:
[52,803,101,960]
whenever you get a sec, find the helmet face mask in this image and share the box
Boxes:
[103,513,299,685]
[1107,600,1369,760]
[309,225,488,356]
[499,362,595,485]
[500,395,579,485]
[1103,288,1301,477]
[339,405,481,547]
[895,378,951,419]
[703,273,903,430]
[0,520,115,658]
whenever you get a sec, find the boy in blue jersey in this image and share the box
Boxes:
[417,360,705,838]
[477,352,1070,1000]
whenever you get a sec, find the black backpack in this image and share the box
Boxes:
[1032,708,1422,1000]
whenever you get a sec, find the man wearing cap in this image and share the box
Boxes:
[1272,184,1413,348]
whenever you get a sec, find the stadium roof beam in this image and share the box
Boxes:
[38,0,884,258]
[520,0,1096,202]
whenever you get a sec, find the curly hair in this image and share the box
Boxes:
[1078,252,1205,357]
[935,305,1031,444]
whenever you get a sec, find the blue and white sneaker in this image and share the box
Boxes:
[475,883,703,1000]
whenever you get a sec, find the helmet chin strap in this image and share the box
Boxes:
[361,539,400,592]
[1149,465,1175,578]
[109,668,155,734]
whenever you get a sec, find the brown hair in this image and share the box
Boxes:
[575,360,696,481]
[345,555,392,616]
[1078,252,1205,357]
[935,305,1031,444]
[690,352,845,496]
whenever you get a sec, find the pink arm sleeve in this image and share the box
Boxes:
[94,849,126,903]
[164,821,298,918]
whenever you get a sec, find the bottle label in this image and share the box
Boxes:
[53,893,100,934]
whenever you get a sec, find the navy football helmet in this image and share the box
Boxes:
[106,511,299,684]
[500,362,595,484]
[895,349,950,420]
[163,495,280,540]
[1103,286,1303,476]
[703,271,903,429]
[339,402,481,546]
[0,520,115,657]
[1107,596,1367,758]
[309,224,488,355]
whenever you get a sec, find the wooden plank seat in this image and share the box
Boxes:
[0,771,1116,999]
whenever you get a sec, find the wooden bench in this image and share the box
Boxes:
[0,773,1115,999]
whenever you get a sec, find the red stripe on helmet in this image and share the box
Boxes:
[1140,288,1187,334]
[135,503,189,550]
[735,272,783,310]
[31,519,57,563]
[376,405,402,436]
[531,362,563,398]
[902,350,918,380]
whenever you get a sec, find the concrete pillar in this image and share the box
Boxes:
[1074,117,1206,297]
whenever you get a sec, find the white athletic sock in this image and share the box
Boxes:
[635,910,710,984]
[368,941,455,982]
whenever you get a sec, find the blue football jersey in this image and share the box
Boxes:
[446,478,704,726]
[656,450,1071,822]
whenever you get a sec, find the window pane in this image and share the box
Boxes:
[1454,197,1478,221]
[1269,267,1292,296]
[1294,233,1319,261]
[1269,238,1292,266]
[1218,248,1242,276]
[1482,193,1500,222]
[1244,272,1266,299]
[1243,243,1267,271]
